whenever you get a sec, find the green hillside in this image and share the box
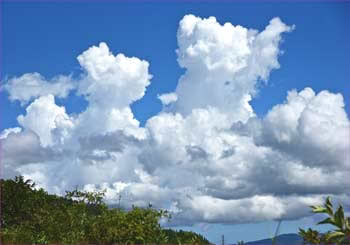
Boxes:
[243,233,303,245]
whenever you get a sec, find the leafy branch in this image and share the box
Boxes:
[299,197,350,245]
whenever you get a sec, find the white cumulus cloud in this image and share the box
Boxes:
[174,15,293,123]
[2,72,75,105]
[158,92,178,105]
[75,42,151,139]
[256,87,349,170]
[17,94,74,147]
[1,15,349,227]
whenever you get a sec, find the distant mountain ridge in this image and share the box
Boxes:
[231,233,303,245]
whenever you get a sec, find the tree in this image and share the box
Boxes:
[1,175,210,244]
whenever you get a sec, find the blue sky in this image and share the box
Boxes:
[1,2,349,244]
[2,2,349,129]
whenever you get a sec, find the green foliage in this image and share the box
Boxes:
[162,228,211,244]
[299,197,350,245]
[0,176,210,244]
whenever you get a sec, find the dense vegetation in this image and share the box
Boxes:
[0,176,211,244]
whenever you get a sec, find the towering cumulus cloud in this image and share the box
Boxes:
[1,15,349,226]
[174,15,293,122]
[75,42,151,139]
